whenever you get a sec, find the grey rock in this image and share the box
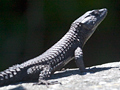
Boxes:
[0,62,120,90]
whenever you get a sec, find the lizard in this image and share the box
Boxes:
[0,8,107,86]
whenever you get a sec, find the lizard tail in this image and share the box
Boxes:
[0,64,26,86]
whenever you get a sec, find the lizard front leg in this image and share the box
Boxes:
[74,47,85,72]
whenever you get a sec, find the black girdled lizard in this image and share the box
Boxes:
[0,8,107,86]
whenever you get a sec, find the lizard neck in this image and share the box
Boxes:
[69,23,87,48]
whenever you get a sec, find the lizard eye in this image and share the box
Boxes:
[91,10,100,16]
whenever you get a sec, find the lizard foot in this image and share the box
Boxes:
[33,80,62,87]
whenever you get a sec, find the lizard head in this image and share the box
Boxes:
[73,8,107,46]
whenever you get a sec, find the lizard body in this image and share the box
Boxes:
[0,8,107,86]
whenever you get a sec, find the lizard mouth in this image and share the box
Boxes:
[92,8,107,29]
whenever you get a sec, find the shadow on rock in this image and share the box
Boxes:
[50,66,113,79]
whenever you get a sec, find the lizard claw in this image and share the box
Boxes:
[33,80,62,87]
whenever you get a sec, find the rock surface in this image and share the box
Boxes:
[0,62,120,90]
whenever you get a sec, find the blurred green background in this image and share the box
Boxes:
[0,0,120,70]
